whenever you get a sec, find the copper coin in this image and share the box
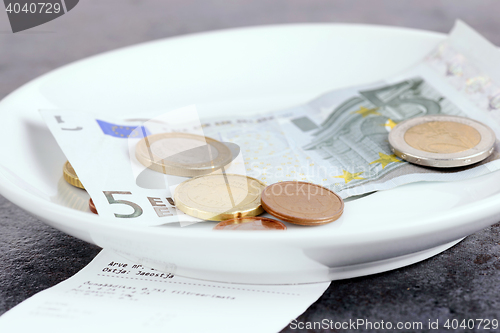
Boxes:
[261,181,344,226]
[213,217,286,230]
[89,198,98,215]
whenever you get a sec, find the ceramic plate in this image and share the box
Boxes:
[1,24,499,284]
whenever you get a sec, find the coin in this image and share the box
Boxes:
[213,217,286,230]
[63,161,85,189]
[89,198,98,214]
[135,133,233,177]
[388,115,496,168]
[260,181,344,226]
[174,174,266,221]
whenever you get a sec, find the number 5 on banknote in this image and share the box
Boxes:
[102,191,143,218]
[40,108,199,226]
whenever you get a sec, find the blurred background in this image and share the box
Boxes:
[2,0,500,328]
[1,0,500,101]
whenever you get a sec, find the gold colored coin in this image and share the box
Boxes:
[404,121,481,154]
[135,133,233,177]
[174,173,266,221]
[63,161,84,189]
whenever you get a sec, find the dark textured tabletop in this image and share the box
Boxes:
[1,1,500,332]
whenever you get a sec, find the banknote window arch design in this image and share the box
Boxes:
[302,77,464,190]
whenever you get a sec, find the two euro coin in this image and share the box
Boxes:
[389,115,496,168]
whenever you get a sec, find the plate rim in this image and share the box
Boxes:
[0,22,498,247]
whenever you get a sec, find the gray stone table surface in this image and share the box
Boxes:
[1,1,500,332]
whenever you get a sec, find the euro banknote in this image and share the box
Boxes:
[40,21,500,226]
[275,20,500,198]
[40,106,300,226]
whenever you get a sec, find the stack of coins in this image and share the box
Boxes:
[62,161,97,214]
[209,180,346,228]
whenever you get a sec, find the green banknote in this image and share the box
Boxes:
[275,21,500,198]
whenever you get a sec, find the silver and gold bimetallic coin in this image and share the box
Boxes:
[174,174,266,221]
[135,133,233,177]
[388,115,496,168]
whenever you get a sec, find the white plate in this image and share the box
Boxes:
[1,24,500,284]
